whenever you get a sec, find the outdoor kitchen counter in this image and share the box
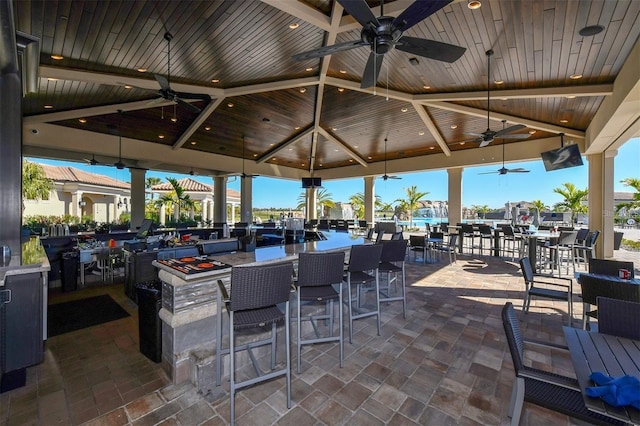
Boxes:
[153,231,366,383]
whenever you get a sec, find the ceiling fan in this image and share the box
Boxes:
[124,32,210,113]
[83,154,101,166]
[380,137,401,181]
[465,50,531,147]
[292,0,466,89]
[479,121,530,175]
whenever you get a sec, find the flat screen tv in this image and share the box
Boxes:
[301,177,322,188]
[541,144,584,171]
[136,219,154,239]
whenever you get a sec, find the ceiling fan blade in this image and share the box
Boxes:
[507,168,530,173]
[292,40,366,61]
[500,133,531,140]
[465,132,485,137]
[175,91,211,101]
[479,171,499,175]
[494,124,526,137]
[154,74,170,91]
[337,0,379,28]
[389,175,402,180]
[175,97,202,113]
[479,139,493,148]
[392,0,453,32]
[361,52,384,88]
[117,82,157,93]
[396,36,466,63]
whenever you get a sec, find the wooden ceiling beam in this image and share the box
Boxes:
[224,77,319,97]
[412,103,451,156]
[261,0,332,32]
[256,126,314,163]
[172,97,224,150]
[414,84,613,102]
[24,99,177,123]
[317,127,368,167]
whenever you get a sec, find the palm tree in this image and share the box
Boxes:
[156,178,195,222]
[395,185,429,228]
[552,182,588,224]
[531,199,549,213]
[615,178,640,216]
[472,204,490,219]
[22,160,54,202]
[145,177,162,201]
[349,192,383,219]
[296,188,335,217]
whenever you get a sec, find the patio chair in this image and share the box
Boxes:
[588,258,634,278]
[501,302,623,426]
[378,239,408,318]
[596,297,640,339]
[294,251,345,373]
[477,224,494,256]
[578,272,640,330]
[215,262,294,424]
[437,233,457,264]
[574,230,599,268]
[519,257,573,324]
[409,235,426,263]
[543,230,578,277]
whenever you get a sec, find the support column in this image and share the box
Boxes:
[240,177,253,223]
[588,151,616,258]
[72,192,83,218]
[130,167,146,231]
[201,200,208,223]
[307,187,317,220]
[447,167,463,225]
[364,176,376,228]
[213,177,227,224]
[159,204,166,226]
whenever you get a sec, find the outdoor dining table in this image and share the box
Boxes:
[563,326,640,425]
[425,237,444,263]
[524,230,560,272]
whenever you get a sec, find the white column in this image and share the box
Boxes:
[447,167,463,225]
[214,177,227,224]
[130,167,146,231]
[173,204,179,222]
[240,176,253,223]
[159,204,166,226]
[307,187,317,220]
[72,191,83,218]
[201,200,208,223]
[364,176,376,227]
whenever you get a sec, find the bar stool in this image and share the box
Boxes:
[378,239,408,318]
[344,244,383,344]
[215,262,294,424]
[293,251,345,373]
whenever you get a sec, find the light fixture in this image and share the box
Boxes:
[529,130,537,134]
[227,102,234,107]
[47,78,59,81]
[190,141,196,145]
[136,67,147,73]
[579,25,604,37]
[158,135,165,139]
[305,67,313,72]
[337,87,345,92]
[211,79,220,83]
[51,54,64,60]
[450,124,458,129]
[299,87,306,93]
[409,57,419,66]
[124,85,132,89]
[418,131,425,136]
[78,118,87,123]
[288,23,299,29]
[204,126,211,131]
[117,201,123,208]
[569,73,583,80]
[401,107,408,112]
[467,0,481,9]
[560,119,569,123]
[494,79,504,85]
[566,95,576,99]
[79,200,86,207]
[339,69,347,74]
[423,85,431,89]
[44,105,53,109]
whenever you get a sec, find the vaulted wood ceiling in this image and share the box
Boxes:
[18,0,640,180]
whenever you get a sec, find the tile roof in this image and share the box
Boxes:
[152,177,241,198]
[41,163,130,189]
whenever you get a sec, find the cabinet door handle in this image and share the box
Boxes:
[0,289,11,304]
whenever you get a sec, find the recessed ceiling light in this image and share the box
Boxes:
[354,145,359,148]
[227,102,234,107]
[299,87,306,93]
[418,131,425,136]
[211,79,220,83]
[124,85,132,89]
[294,126,301,130]
[349,159,353,162]
[529,130,537,134]
[51,54,63,60]
[429,146,435,150]
[288,148,293,151]
[401,107,408,112]
[334,149,339,152]
[137,67,147,73]
[319,163,323,167]
[467,0,482,9]
[301,163,305,166]
[306,67,313,72]
[270,143,274,146]
[560,119,569,123]
[44,105,53,109]
[289,23,299,29]
[460,142,466,145]
[190,141,196,145]
[47,78,58,81]
[494,80,504,85]
[204,126,211,131]
[332,127,337,131]
[272,157,276,161]
[566,95,576,99]
[423,85,431,89]
[253,154,258,157]
[171,117,178,123]
[579,25,605,37]
[569,74,583,80]
[159,135,165,139]
[78,118,87,123]
[450,124,458,129]
[368,156,372,160]
[337,87,345,92]
[339,69,347,74]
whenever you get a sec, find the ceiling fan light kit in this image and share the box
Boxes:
[292,0,466,89]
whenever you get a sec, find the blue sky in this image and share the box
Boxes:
[30,137,639,210]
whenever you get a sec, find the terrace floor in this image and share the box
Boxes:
[1,245,638,426]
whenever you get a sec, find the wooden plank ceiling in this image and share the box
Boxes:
[16,0,640,179]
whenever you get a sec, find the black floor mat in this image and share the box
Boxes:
[47,294,130,337]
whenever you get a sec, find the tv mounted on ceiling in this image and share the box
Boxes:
[541,144,584,171]
[301,177,322,188]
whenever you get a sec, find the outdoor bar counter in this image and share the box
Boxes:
[153,231,366,384]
